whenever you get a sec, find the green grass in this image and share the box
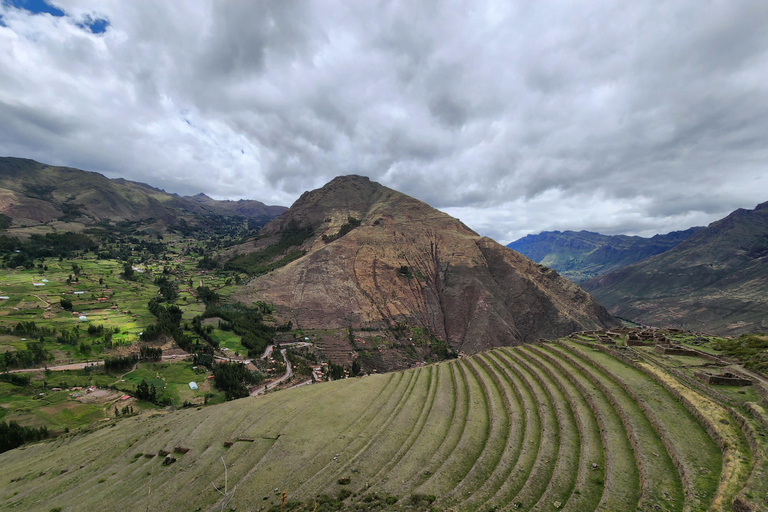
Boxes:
[0,341,762,512]
[536,344,686,511]
[562,342,721,511]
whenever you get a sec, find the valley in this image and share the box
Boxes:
[1,162,767,511]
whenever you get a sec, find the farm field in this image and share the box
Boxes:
[0,360,225,433]
[1,336,766,512]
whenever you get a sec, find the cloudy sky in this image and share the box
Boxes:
[1,0,767,244]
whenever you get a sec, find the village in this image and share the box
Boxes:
[0,228,340,438]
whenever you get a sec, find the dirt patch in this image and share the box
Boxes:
[40,402,80,415]
[78,389,121,404]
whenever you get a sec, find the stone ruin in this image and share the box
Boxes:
[654,344,699,356]
[694,371,753,387]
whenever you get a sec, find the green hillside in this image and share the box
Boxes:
[507,229,701,283]
[2,333,765,512]
[0,157,285,236]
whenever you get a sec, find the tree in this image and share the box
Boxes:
[60,298,73,311]
[122,263,134,281]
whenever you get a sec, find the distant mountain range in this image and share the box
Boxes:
[582,201,768,335]
[0,157,286,233]
[507,228,702,283]
[229,175,619,353]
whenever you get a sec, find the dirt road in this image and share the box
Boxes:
[250,349,293,396]
[7,353,190,373]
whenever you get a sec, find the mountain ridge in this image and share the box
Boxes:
[0,157,286,232]
[582,200,768,334]
[507,227,703,283]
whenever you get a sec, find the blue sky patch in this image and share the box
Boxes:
[6,0,64,17]
[7,1,109,34]
[77,15,109,34]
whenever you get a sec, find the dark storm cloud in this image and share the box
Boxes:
[1,0,767,243]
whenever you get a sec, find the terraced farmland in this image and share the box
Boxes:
[1,339,766,512]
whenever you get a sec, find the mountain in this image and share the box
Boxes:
[230,175,619,354]
[187,192,286,220]
[0,157,286,232]
[582,201,768,335]
[507,228,702,283]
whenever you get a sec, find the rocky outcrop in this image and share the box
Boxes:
[233,175,619,354]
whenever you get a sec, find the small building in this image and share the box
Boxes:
[33,283,45,287]
[189,382,198,390]
[120,395,131,401]
[79,315,88,321]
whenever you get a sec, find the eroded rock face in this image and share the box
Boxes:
[234,175,619,353]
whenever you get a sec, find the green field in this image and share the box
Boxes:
[0,360,225,433]
[1,339,765,512]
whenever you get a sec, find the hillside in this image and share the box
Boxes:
[1,334,765,512]
[0,157,286,234]
[229,175,619,354]
[508,228,701,283]
[187,192,286,220]
[582,201,768,335]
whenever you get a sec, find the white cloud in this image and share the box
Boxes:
[1,0,767,242]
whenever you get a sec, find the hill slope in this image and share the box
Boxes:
[582,201,768,335]
[0,157,286,232]
[230,175,618,354]
[508,228,701,283]
[0,338,762,512]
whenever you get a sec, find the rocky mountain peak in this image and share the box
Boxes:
[234,176,619,353]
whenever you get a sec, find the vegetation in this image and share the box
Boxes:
[225,219,313,275]
[211,362,261,400]
[0,420,49,453]
[201,303,275,358]
[2,332,763,511]
[711,333,768,373]
[322,216,361,243]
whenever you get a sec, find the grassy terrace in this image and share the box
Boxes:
[1,337,766,511]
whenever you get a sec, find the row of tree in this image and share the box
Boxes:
[0,420,49,454]
[212,362,261,400]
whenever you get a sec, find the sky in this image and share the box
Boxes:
[1,1,768,244]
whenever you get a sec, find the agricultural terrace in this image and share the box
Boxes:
[0,224,287,435]
[1,335,766,512]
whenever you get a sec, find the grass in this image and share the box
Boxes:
[514,348,580,511]
[441,357,507,507]
[538,344,686,511]
[496,349,562,511]
[514,349,604,512]
[520,346,641,512]
[564,342,722,511]
[0,361,223,433]
[0,340,762,512]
